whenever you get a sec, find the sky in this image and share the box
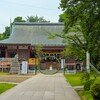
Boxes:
[0,0,62,33]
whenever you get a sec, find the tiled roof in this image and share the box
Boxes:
[0,22,66,46]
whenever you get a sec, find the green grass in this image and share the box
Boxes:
[64,72,100,100]
[64,74,83,86]
[64,73,100,86]
[0,72,9,75]
[0,83,16,94]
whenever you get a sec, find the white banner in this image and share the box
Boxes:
[22,61,28,74]
[61,59,65,69]
[86,51,90,73]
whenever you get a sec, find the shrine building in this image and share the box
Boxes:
[0,22,65,59]
[0,22,80,72]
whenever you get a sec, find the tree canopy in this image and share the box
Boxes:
[13,17,26,23]
[59,0,100,66]
[3,26,10,38]
[26,15,50,22]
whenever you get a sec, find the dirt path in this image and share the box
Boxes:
[0,74,34,83]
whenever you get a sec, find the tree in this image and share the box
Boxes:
[13,16,26,23]
[59,0,100,69]
[3,26,10,38]
[58,14,64,22]
[0,34,4,40]
[63,44,85,60]
[26,15,50,22]
[35,44,43,74]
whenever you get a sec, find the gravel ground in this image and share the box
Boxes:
[0,74,34,83]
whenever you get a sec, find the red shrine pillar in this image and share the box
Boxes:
[17,46,19,55]
[28,46,30,69]
[28,46,30,59]
[5,47,8,58]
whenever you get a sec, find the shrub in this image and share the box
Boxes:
[80,71,90,83]
[90,82,100,100]
[97,62,100,71]
[84,79,95,91]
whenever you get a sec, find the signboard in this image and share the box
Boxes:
[28,58,36,65]
[22,61,28,74]
[28,58,38,65]
[19,46,28,49]
[8,46,17,49]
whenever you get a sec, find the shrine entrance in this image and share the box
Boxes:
[39,56,60,74]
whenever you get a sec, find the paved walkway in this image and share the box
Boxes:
[0,73,80,100]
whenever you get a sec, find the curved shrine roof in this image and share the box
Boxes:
[0,22,66,46]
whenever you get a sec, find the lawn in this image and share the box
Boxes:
[64,73,83,86]
[64,72,100,100]
[0,72,9,75]
[0,83,16,94]
[64,72,100,86]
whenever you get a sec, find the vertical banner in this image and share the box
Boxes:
[22,61,28,74]
[61,59,65,69]
[86,51,90,73]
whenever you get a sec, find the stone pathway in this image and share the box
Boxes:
[0,73,80,100]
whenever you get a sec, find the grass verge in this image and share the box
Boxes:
[0,83,16,94]
[64,73,100,100]
[0,72,9,75]
[76,90,93,100]
[64,73,100,86]
[64,74,83,86]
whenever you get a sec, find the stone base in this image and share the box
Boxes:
[10,61,20,74]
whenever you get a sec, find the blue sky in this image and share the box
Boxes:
[0,0,62,33]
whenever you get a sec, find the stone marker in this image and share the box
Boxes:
[9,61,20,74]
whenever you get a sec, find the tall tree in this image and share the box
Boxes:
[26,15,50,22]
[59,0,100,67]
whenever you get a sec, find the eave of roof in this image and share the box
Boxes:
[14,22,64,26]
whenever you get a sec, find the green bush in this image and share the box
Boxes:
[84,79,95,91]
[90,82,100,100]
[97,62,100,71]
[80,71,90,83]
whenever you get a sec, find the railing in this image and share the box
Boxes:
[0,58,15,72]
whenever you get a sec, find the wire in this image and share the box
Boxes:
[2,0,58,11]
